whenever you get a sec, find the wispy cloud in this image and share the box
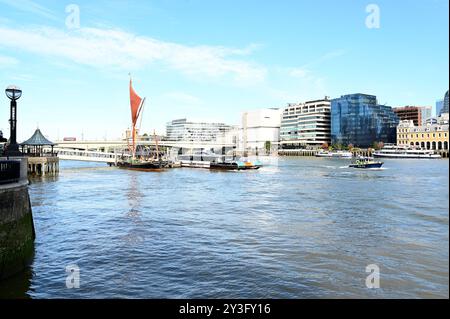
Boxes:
[278,49,346,101]
[0,0,60,22]
[0,25,266,85]
[161,91,203,106]
[301,49,347,69]
[287,67,310,79]
[0,54,19,67]
[286,49,347,79]
[11,73,34,82]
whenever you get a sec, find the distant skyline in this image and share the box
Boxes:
[0,0,449,141]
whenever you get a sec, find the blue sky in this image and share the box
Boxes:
[0,0,448,140]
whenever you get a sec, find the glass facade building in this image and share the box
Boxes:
[331,94,399,147]
[436,100,444,117]
[441,90,449,115]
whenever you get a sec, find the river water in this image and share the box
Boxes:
[1,157,448,298]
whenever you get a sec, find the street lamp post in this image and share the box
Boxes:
[5,85,22,156]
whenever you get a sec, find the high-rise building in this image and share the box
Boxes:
[331,93,399,148]
[441,90,449,115]
[240,108,282,153]
[280,98,331,149]
[165,118,234,143]
[420,106,432,125]
[436,100,444,117]
[393,106,432,126]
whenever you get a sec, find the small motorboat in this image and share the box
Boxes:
[210,159,262,170]
[348,157,383,169]
[236,159,262,170]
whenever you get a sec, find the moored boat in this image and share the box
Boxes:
[116,76,169,169]
[316,150,353,158]
[373,144,441,159]
[179,152,262,170]
[117,158,168,169]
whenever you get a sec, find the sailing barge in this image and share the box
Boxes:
[116,77,168,169]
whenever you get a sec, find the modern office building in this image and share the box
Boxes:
[280,97,331,149]
[393,106,432,126]
[240,108,282,153]
[436,90,449,117]
[331,93,399,148]
[436,100,444,117]
[438,112,449,125]
[441,90,449,115]
[421,106,432,125]
[165,118,234,143]
[397,120,449,150]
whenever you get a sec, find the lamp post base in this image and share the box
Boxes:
[4,144,22,157]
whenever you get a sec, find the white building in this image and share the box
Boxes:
[280,98,331,149]
[165,118,235,143]
[239,108,282,154]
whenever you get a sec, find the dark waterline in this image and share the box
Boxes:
[1,157,448,298]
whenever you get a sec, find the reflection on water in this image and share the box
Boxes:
[0,158,448,298]
[0,267,33,299]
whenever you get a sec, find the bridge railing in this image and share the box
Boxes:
[0,160,21,185]
[57,149,121,159]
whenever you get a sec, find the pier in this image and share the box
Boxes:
[21,128,59,176]
[278,149,319,156]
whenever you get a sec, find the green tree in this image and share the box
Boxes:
[264,141,271,154]
[372,141,384,150]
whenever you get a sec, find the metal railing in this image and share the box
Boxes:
[0,160,21,185]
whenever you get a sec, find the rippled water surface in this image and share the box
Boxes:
[1,157,448,298]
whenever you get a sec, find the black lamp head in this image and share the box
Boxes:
[5,85,22,101]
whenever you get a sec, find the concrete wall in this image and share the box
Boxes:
[0,157,35,280]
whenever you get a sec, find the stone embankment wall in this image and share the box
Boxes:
[0,157,35,280]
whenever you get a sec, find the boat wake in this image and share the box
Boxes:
[324,165,340,169]
[338,166,388,170]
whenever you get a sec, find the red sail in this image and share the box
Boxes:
[129,78,143,126]
[129,78,144,158]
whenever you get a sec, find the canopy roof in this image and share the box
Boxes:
[20,128,55,146]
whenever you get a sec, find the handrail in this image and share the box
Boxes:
[0,160,21,185]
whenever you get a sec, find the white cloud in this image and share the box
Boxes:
[0,55,19,66]
[301,49,347,69]
[0,25,266,85]
[161,91,203,106]
[288,67,310,78]
[0,0,60,22]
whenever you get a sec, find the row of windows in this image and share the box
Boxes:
[397,140,449,150]
[397,132,448,139]
[398,127,447,133]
